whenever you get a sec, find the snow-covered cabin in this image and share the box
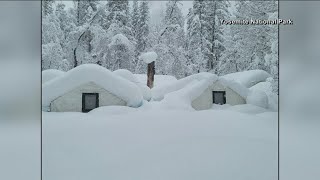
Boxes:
[191,78,247,110]
[152,73,247,110]
[42,64,143,112]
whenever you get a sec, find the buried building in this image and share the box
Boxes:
[152,72,251,111]
[191,78,247,110]
[42,64,143,112]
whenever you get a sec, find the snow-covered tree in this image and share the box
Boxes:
[73,0,99,26]
[109,34,134,71]
[136,1,150,53]
[42,0,54,17]
[206,0,231,73]
[42,10,64,70]
[186,14,205,73]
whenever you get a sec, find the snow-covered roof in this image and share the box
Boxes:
[42,69,65,84]
[158,79,214,110]
[113,69,151,101]
[218,77,250,99]
[134,74,177,87]
[151,72,252,102]
[42,64,143,108]
[113,69,139,83]
[222,70,271,88]
[139,52,158,64]
[152,72,218,101]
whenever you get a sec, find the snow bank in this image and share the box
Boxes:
[42,69,64,83]
[152,72,218,101]
[226,104,269,115]
[159,79,213,110]
[113,69,151,101]
[250,81,278,111]
[139,51,158,64]
[246,90,269,109]
[42,64,143,108]
[134,74,177,87]
[222,70,271,88]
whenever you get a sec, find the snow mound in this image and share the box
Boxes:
[226,104,269,115]
[137,85,152,101]
[159,79,213,110]
[250,81,278,111]
[42,64,143,108]
[109,34,131,47]
[113,69,151,101]
[246,90,269,109]
[113,69,139,83]
[88,106,138,116]
[152,72,218,101]
[139,52,158,64]
[222,70,271,88]
[134,74,177,87]
[219,77,250,98]
[42,69,64,83]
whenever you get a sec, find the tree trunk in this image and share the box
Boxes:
[73,48,77,68]
[147,61,155,88]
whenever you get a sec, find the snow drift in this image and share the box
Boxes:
[113,69,151,101]
[42,69,64,83]
[152,72,218,101]
[222,70,271,88]
[134,74,177,87]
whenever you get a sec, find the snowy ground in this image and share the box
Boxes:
[43,103,278,180]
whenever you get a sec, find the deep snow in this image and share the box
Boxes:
[42,69,278,180]
[43,104,278,180]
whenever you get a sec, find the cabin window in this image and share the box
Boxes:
[212,91,226,105]
[82,93,99,112]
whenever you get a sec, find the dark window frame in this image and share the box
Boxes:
[82,93,99,113]
[212,91,226,105]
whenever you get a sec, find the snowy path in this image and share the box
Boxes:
[43,106,277,180]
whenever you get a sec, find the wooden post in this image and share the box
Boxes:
[147,61,155,88]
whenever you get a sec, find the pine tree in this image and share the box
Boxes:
[42,0,53,17]
[73,0,99,26]
[135,1,150,73]
[232,1,277,72]
[206,0,231,73]
[103,0,131,36]
[137,1,150,53]
[131,1,140,39]
[42,11,64,70]
[131,1,140,70]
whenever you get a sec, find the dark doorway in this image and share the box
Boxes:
[212,91,226,105]
[82,93,99,112]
